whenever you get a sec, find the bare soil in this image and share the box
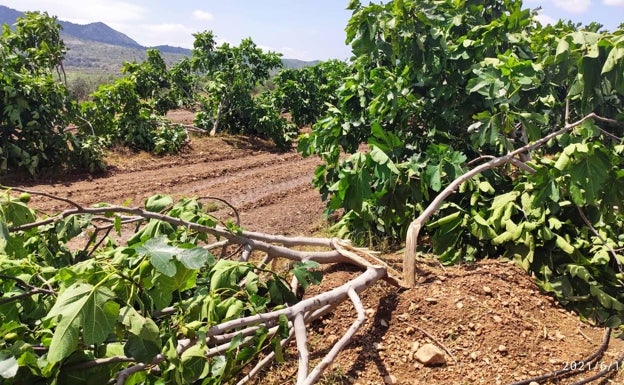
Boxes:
[4,111,624,385]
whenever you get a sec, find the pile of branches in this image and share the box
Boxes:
[0,187,401,385]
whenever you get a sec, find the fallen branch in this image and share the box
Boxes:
[1,188,397,385]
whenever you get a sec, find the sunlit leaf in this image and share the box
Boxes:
[145,194,173,212]
[0,353,18,379]
[46,283,118,363]
[137,237,178,277]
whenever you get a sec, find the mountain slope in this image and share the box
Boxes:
[0,5,142,48]
[0,4,319,72]
[60,21,142,48]
[0,4,20,25]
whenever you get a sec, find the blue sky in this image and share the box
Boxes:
[0,1,622,61]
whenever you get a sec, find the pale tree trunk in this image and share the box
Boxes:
[210,99,225,136]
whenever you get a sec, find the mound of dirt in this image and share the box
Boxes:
[277,258,624,385]
[6,111,623,385]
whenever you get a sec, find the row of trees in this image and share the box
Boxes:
[300,0,624,324]
[0,12,348,176]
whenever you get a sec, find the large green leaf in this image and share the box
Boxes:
[145,194,173,212]
[137,237,178,277]
[124,334,161,363]
[178,248,215,270]
[0,200,36,227]
[137,237,213,277]
[209,260,252,291]
[569,149,610,205]
[291,261,322,290]
[46,283,119,363]
[119,306,159,340]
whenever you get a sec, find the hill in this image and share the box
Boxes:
[0,5,320,73]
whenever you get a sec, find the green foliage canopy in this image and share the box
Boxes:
[0,12,105,174]
[299,0,624,323]
[191,32,297,149]
[272,59,351,127]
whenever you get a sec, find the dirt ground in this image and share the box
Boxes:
[3,111,624,385]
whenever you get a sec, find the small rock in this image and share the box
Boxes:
[493,315,503,323]
[469,351,478,360]
[456,301,464,309]
[326,334,338,345]
[398,313,410,321]
[529,382,540,385]
[374,342,384,350]
[549,358,561,364]
[483,286,492,294]
[384,374,398,384]
[415,343,446,366]
[380,319,389,327]
[498,344,508,353]
[424,297,438,303]
[411,341,420,352]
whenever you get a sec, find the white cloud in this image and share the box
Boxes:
[603,0,624,5]
[192,10,214,21]
[132,23,197,48]
[552,0,592,13]
[534,11,558,25]
[2,0,146,24]
[258,44,312,60]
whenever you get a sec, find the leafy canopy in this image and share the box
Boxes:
[300,0,624,324]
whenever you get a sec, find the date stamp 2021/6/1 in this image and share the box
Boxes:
[563,360,621,372]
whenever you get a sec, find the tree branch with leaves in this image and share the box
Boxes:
[0,188,399,384]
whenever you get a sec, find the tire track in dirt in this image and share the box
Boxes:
[10,136,326,236]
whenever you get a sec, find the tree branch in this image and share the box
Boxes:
[403,113,601,287]
[0,274,57,305]
[0,188,397,385]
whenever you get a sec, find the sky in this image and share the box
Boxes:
[0,1,622,61]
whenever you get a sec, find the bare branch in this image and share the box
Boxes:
[302,288,366,385]
[0,274,57,305]
[294,313,309,385]
[0,185,83,210]
[65,356,135,371]
[403,113,601,287]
